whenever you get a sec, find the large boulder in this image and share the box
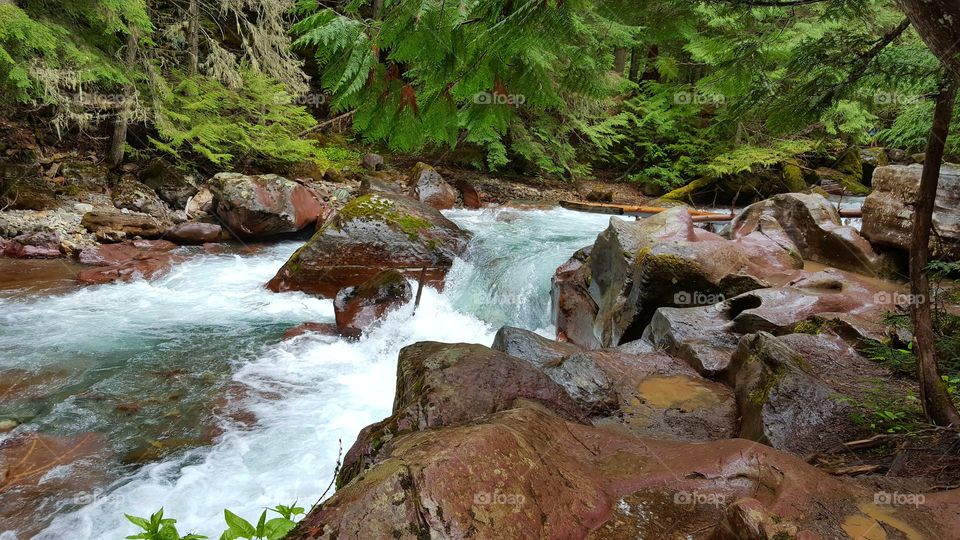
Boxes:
[731,192,897,276]
[138,159,198,209]
[289,406,959,540]
[559,349,737,441]
[585,208,799,347]
[728,332,865,454]
[862,164,960,261]
[209,173,327,239]
[334,269,412,335]
[337,342,583,486]
[406,163,457,210]
[491,327,736,441]
[266,192,471,298]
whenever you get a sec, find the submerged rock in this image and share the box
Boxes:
[76,240,180,284]
[334,269,412,335]
[266,192,470,298]
[209,173,327,239]
[862,163,960,261]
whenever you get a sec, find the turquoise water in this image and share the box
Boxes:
[0,207,612,539]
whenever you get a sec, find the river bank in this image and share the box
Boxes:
[2,153,960,539]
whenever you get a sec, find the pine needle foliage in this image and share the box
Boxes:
[150,70,322,166]
[291,0,639,176]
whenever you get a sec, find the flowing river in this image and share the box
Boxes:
[0,207,612,539]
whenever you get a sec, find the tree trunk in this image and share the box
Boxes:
[613,47,629,75]
[897,0,960,78]
[910,75,960,426]
[628,48,641,82]
[188,0,199,75]
[107,30,139,169]
[373,0,384,20]
[641,45,660,82]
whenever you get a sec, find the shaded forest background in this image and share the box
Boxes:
[0,0,952,198]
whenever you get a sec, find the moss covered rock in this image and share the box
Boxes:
[266,192,470,298]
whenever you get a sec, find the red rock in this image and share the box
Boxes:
[267,192,470,298]
[289,406,960,540]
[76,240,181,284]
[76,253,181,284]
[732,192,897,276]
[209,173,328,239]
[406,162,457,210]
[164,222,224,245]
[550,246,600,349]
[337,342,584,486]
[78,240,177,266]
[454,178,482,209]
[334,270,412,335]
[0,232,61,259]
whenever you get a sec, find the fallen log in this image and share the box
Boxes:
[559,200,733,221]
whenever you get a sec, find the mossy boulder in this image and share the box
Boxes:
[813,167,870,196]
[0,163,58,210]
[781,159,807,192]
[267,192,471,298]
[138,158,198,209]
[728,332,858,454]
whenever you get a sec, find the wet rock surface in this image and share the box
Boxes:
[333,269,412,335]
[266,192,471,298]
[862,163,960,261]
[209,173,327,239]
[731,192,896,277]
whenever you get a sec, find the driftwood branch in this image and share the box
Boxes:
[299,111,356,137]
